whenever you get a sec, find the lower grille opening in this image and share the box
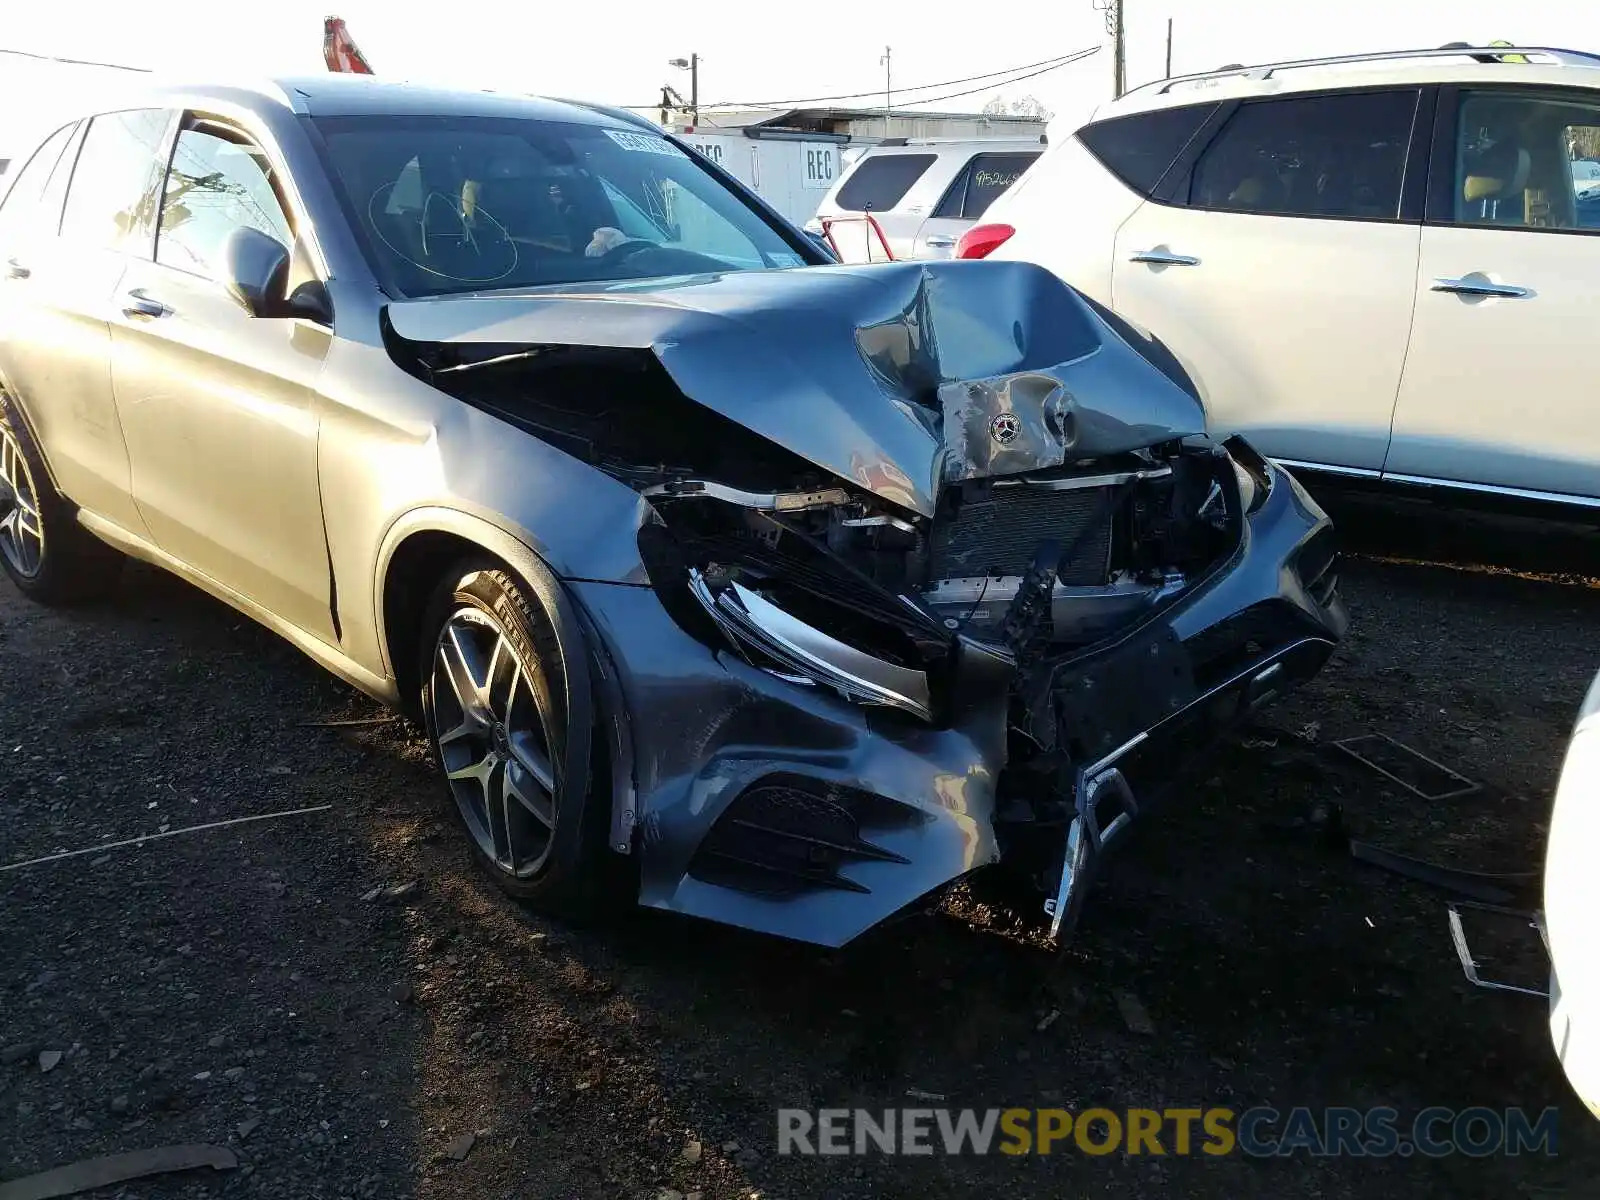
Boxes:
[1297,529,1340,610]
[687,776,917,898]
[1308,567,1338,610]
[1182,600,1306,690]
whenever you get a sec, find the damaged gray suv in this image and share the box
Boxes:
[0,77,1346,946]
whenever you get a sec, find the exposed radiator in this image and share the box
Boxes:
[929,485,1114,585]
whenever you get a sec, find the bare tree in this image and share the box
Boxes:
[982,94,1055,120]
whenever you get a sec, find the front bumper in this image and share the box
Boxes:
[572,459,1346,947]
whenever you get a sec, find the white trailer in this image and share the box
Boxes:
[677,132,847,229]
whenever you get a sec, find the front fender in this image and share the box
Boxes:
[373,505,602,681]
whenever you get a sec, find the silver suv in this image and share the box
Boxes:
[0,76,1345,947]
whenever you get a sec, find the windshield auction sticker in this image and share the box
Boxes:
[603,130,687,158]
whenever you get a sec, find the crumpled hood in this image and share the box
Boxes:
[383,261,1207,517]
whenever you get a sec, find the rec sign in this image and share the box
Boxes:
[802,144,837,190]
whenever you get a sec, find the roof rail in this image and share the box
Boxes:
[1129,45,1600,98]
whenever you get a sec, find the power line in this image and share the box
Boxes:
[701,48,1087,109]
[697,47,1098,111]
[889,48,1099,110]
[0,45,150,73]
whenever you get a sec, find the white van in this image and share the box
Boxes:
[807,138,1043,263]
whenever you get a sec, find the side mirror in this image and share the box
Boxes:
[221,225,290,317]
[286,279,334,326]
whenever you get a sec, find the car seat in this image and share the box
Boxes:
[1223,164,1289,213]
[1228,175,1267,207]
[1461,140,1531,223]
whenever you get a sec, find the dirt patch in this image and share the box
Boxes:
[3,491,1599,1198]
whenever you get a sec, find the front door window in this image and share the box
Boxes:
[1452,91,1600,231]
[156,126,295,280]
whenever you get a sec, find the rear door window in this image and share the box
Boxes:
[834,154,937,212]
[37,124,88,234]
[1188,90,1419,220]
[0,122,77,244]
[1078,103,1217,198]
[59,109,174,257]
[961,152,1039,218]
[932,160,972,219]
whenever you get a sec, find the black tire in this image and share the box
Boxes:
[418,558,606,916]
[0,388,122,605]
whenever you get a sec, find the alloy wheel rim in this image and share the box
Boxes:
[0,424,43,579]
[430,607,558,877]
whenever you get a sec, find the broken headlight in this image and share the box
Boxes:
[1224,435,1273,517]
[637,489,950,721]
[688,570,934,719]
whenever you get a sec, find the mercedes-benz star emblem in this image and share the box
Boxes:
[989,412,1022,447]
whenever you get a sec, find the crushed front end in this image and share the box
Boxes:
[615,430,1344,945]
[386,260,1346,947]
[973,434,1346,939]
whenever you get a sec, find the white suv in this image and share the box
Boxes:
[808,138,1043,263]
[974,45,1600,510]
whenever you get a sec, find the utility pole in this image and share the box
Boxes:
[1093,0,1125,98]
[1114,0,1126,98]
[667,54,699,128]
[1165,17,1173,78]
[880,46,893,137]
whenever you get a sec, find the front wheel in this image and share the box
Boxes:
[419,561,604,914]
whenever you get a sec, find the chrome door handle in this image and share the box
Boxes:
[925,235,957,248]
[1431,277,1530,299]
[4,259,29,280]
[1129,249,1199,266]
[121,289,172,320]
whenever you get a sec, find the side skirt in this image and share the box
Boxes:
[75,509,401,708]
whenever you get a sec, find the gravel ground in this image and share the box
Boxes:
[3,489,1600,1199]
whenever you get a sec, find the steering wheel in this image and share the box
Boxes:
[594,238,659,265]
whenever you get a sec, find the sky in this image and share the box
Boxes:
[2,0,1598,160]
